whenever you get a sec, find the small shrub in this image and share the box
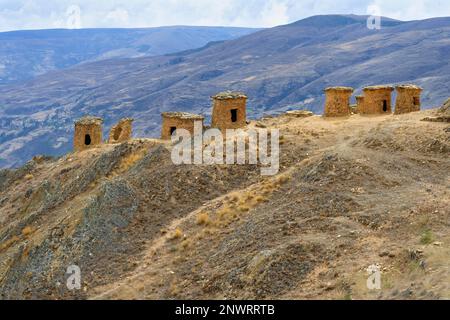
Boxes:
[238,199,247,206]
[276,175,291,184]
[196,212,210,225]
[239,205,250,212]
[22,226,33,236]
[420,229,433,245]
[218,206,232,218]
[180,239,191,250]
[255,195,267,203]
[171,228,183,240]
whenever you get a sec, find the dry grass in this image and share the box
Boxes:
[196,212,210,226]
[168,281,180,297]
[209,178,286,227]
[171,228,183,240]
[218,206,233,219]
[24,174,33,181]
[113,146,148,176]
[238,205,250,212]
[180,239,192,250]
[21,226,34,237]
[420,229,434,245]
[255,195,268,203]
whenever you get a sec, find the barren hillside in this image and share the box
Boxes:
[0,108,449,300]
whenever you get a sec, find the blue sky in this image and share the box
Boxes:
[1,0,450,32]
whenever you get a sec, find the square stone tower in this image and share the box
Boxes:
[323,87,354,117]
[360,85,394,115]
[395,84,422,114]
[211,91,247,130]
[74,116,103,152]
[109,118,134,144]
[161,112,204,140]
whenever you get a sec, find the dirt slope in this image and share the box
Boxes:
[0,109,449,300]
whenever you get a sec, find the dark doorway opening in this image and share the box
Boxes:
[85,134,91,146]
[170,127,177,135]
[113,127,122,141]
[383,100,388,112]
[413,97,420,106]
[230,109,238,123]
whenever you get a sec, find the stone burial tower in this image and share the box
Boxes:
[211,91,247,130]
[74,116,103,152]
[360,85,394,115]
[394,84,422,115]
[323,87,354,117]
[108,118,134,144]
[161,112,204,140]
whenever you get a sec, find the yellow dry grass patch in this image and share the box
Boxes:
[21,226,34,237]
[196,172,292,235]
[110,145,149,177]
[171,228,183,240]
[196,212,210,226]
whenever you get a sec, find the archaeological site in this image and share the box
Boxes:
[395,85,422,115]
[160,112,205,140]
[359,85,394,115]
[323,87,354,117]
[73,116,104,152]
[73,84,425,151]
[211,91,247,130]
[109,118,134,144]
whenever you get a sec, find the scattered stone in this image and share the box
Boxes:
[419,260,426,269]
[351,187,365,194]
[25,188,33,199]
[401,288,413,298]
[408,249,423,261]
[255,121,267,128]
[379,251,389,257]
[285,110,314,118]
[325,282,335,291]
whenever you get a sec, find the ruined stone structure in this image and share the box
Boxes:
[211,91,247,130]
[74,116,103,152]
[161,112,204,139]
[360,85,394,115]
[323,87,353,117]
[395,85,422,115]
[108,118,134,144]
[355,95,364,114]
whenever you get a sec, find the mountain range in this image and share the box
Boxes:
[0,26,258,85]
[1,14,450,168]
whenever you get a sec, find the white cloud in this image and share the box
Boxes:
[66,4,81,29]
[0,0,449,32]
[105,8,129,26]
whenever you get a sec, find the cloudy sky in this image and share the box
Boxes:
[0,0,450,32]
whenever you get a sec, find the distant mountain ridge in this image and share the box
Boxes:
[0,14,450,168]
[0,26,259,85]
